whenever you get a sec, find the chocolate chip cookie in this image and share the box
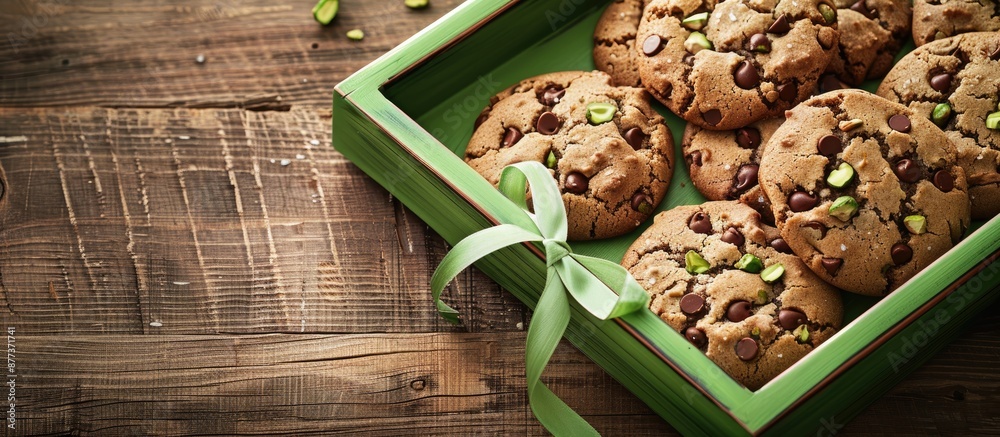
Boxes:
[682,117,784,224]
[636,0,840,130]
[912,0,1000,47]
[465,71,674,240]
[594,0,647,87]
[759,89,971,296]
[622,201,843,390]
[877,32,1000,220]
[825,0,912,85]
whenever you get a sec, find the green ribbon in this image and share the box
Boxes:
[431,161,650,436]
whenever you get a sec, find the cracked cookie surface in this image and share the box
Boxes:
[594,0,648,87]
[636,0,840,130]
[877,32,1000,219]
[825,0,912,85]
[464,71,674,240]
[759,89,971,296]
[912,0,1000,47]
[622,201,843,390]
[683,117,784,224]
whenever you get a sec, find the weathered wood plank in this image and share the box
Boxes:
[0,107,522,334]
[0,0,463,109]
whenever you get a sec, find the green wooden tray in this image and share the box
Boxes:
[332,1,1000,434]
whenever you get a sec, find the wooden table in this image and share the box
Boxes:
[1,1,997,434]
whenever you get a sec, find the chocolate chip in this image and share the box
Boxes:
[817,135,842,156]
[624,128,646,150]
[821,257,843,275]
[891,243,913,265]
[777,82,798,102]
[703,109,723,126]
[770,238,793,254]
[930,73,952,92]
[474,111,490,130]
[689,150,703,166]
[849,0,874,18]
[502,127,523,147]
[643,34,665,56]
[685,327,707,348]
[894,159,921,183]
[888,114,911,133]
[749,33,771,52]
[536,112,559,135]
[565,172,588,194]
[721,227,745,246]
[541,86,565,106]
[688,212,712,234]
[788,191,818,212]
[934,169,954,192]
[820,74,847,93]
[778,309,808,330]
[736,127,761,149]
[735,61,760,90]
[680,294,706,316]
[733,164,759,194]
[736,338,758,361]
[802,221,827,238]
[768,14,790,34]
[727,301,752,322]
[631,193,652,212]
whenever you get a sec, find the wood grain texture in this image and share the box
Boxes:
[0,0,997,435]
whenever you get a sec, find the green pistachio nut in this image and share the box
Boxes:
[405,0,429,9]
[684,32,713,54]
[346,29,365,41]
[638,202,653,215]
[734,253,764,273]
[685,250,711,275]
[904,215,927,234]
[829,196,859,221]
[586,102,617,125]
[682,12,709,30]
[818,3,836,24]
[987,111,1000,130]
[756,289,769,305]
[751,326,761,338]
[312,0,339,25]
[932,103,952,127]
[545,151,557,169]
[760,263,785,284]
[793,324,810,343]
[827,162,855,188]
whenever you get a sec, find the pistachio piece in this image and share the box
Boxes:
[404,0,429,9]
[818,3,836,24]
[760,263,785,283]
[793,324,810,343]
[987,111,1000,130]
[684,32,713,54]
[312,0,339,25]
[545,151,557,169]
[346,29,365,40]
[734,253,764,273]
[829,196,859,221]
[827,162,855,188]
[751,326,762,338]
[932,103,952,127]
[586,102,617,125]
[904,215,927,234]
[685,250,711,275]
[756,289,769,305]
[682,12,709,30]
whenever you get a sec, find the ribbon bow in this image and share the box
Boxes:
[431,161,650,436]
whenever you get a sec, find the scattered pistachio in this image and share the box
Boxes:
[346,29,365,41]
[684,32,713,54]
[756,289,769,305]
[818,3,836,24]
[760,263,785,284]
[312,0,339,25]
[934,30,949,41]
[751,326,762,338]
[682,12,709,31]
[685,250,711,275]
[827,162,855,188]
[838,118,863,132]
[405,0,429,9]
[904,215,927,234]
[545,151,557,169]
[734,253,764,273]
[829,196,859,221]
[932,103,952,127]
[638,202,653,214]
[987,111,1000,130]
[793,324,810,343]
[586,102,617,125]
